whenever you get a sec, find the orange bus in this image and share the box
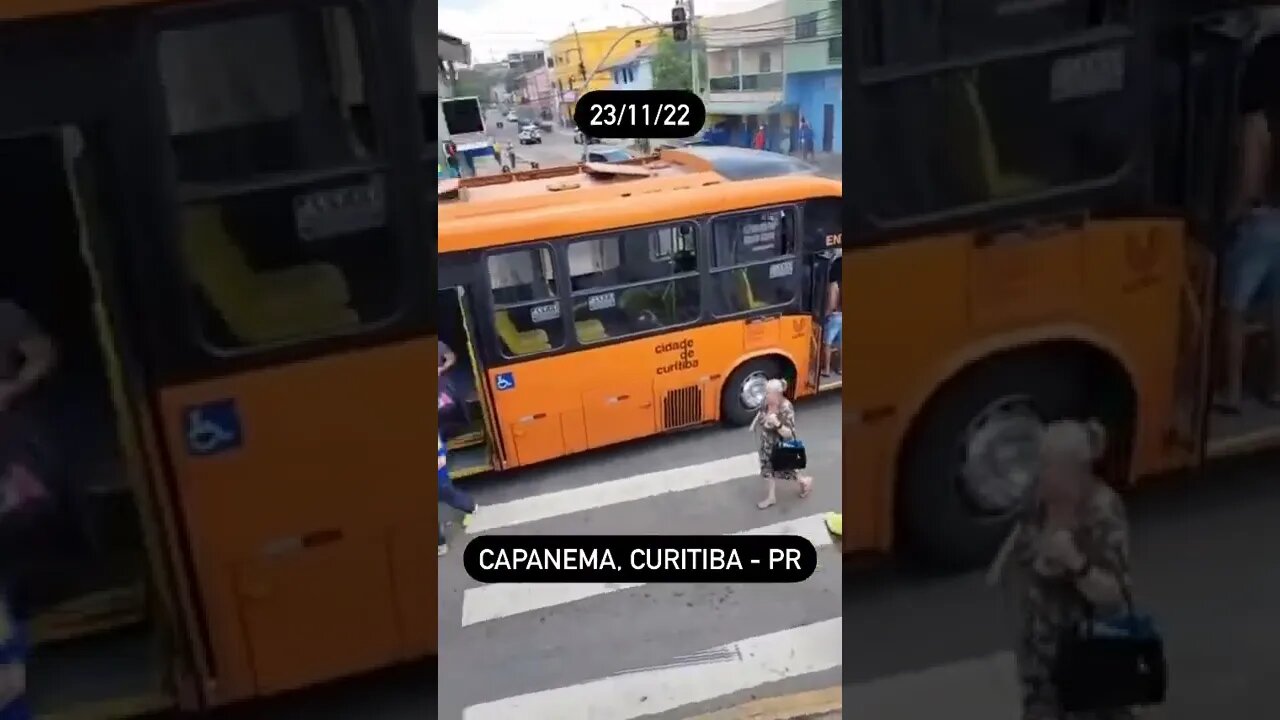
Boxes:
[842,0,1275,568]
[437,148,843,477]
[0,0,439,717]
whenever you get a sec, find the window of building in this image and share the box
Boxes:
[709,208,797,317]
[567,223,700,343]
[487,246,565,356]
[856,44,1134,221]
[759,52,772,73]
[159,3,402,351]
[828,37,842,63]
[796,12,819,40]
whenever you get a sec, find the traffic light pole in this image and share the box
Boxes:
[686,0,700,97]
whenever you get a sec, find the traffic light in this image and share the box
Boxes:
[671,5,688,42]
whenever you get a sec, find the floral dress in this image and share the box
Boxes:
[754,399,798,481]
[1009,483,1134,720]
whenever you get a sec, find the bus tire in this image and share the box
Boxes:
[898,355,1089,570]
[721,357,781,427]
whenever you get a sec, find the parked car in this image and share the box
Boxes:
[518,126,542,144]
[506,111,519,122]
[585,145,634,163]
[537,119,554,131]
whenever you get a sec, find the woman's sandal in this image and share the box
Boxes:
[798,476,813,498]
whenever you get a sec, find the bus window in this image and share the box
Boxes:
[159,4,402,350]
[858,0,1134,68]
[859,43,1135,220]
[710,207,798,316]
[567,223,700,342]
[487,246,565,356]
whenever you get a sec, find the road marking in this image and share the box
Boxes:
[461,617,842,720]
[461,513,834,627]
[843,652,1018,720]
[465,452,760,534]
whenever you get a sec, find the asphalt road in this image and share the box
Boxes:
[839,448,1280,718]
[437,392,844,720]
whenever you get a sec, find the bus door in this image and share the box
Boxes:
[804,197,844,393]
[440,284,502,477]
[139,3,438,704]
[1184,18,1263,458]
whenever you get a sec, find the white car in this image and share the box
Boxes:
[506,111,519,122]
[518,126,542,144]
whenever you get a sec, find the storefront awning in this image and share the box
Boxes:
[705,100,796,116]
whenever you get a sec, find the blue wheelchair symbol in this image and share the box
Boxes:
[495,372,515,391]
[184,399,243,456]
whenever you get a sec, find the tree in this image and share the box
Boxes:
[650,35,706,93]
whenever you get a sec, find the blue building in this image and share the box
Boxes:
[606,42,657,91]
[782,0,842,153]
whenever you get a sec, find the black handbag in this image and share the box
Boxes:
[769,439,807,472]
[1054,584,1167,712]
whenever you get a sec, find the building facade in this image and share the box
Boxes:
[699,0,789,149]
[605,42,656,92]
[783,0,842,153]
[520,66,556,119]
[548,25,661,124]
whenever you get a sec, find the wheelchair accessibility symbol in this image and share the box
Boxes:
[184,399,243,456]
[495,372,515,391]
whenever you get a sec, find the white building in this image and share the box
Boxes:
[700,0,787,119]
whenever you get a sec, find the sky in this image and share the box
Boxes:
[438,0,774,64]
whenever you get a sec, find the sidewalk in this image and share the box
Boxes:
[684,686,841,720]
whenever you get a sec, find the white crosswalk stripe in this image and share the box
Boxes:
[443,448,843,720]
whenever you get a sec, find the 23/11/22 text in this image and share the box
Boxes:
[463,534,818,583]
[573,89,706,139]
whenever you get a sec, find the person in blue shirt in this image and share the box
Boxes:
[798,117,815,162]
[438,434,477,556]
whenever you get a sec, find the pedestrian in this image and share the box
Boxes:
[444,141,460,178]
[821,251,842,377]
[799,118,815,161]
[506,144,517,170]
[780,127,792,155]
[750,379,812,509]
[990,420,1137,720]
[438,433,477,556]
[752,124,766,151]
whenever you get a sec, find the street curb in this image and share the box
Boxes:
[683,686,841,720]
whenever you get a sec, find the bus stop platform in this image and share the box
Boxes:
[685,686,841,720]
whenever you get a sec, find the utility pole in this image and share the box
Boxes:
[686,0,700,97]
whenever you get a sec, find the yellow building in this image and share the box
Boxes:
[548,25,661,123]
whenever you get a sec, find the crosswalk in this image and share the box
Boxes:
[437,445,843,720]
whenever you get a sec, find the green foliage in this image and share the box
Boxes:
[650,35,706,92]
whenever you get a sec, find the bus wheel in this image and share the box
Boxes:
[898,356,1088,570]
[721,357,780,427]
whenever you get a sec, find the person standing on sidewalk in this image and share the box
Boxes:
[752,124,767,151]
[438,433,477,556]
[799,118,815,162]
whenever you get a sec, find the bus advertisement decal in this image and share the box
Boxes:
[183,398,243,456]
[655,339,698,375]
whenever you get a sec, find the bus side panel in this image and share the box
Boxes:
[153,340,437,705]
[843,219,1185,554]
[486,318,810,469]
